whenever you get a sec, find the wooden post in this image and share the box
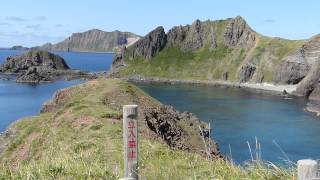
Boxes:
[297,159,318,180]
[123,105,138,180]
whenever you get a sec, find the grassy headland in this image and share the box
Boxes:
[115,17,305,84]
[0,78,296,179]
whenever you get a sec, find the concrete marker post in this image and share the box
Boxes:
[123,105,138,180]
[297,159,318,180]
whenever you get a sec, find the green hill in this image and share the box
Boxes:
[111,17,306,84]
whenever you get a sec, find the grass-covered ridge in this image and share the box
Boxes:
[0,78,296,179]
[118,31,305,83]
[121,44,245,81]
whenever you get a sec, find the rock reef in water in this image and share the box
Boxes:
[0,50,95,83]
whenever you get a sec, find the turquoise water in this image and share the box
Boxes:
[0,50,113,132]
[135,82,320,164]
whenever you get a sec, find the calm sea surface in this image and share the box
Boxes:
[135,82,320,164]
[1,49,320,164]
[0,50,113,132]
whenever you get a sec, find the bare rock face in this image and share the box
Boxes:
[166,25,189,45]
[222,71,228,81]
[273,47,311,84]
[131,26,167,60]
[167,19,219,51]
[111,47,126,69]
[223,16,256,48]
[295,60,320,97]
[238,63,256,82]
[179,21,203,50]
[274,35,320,84]
[144,105,221,158]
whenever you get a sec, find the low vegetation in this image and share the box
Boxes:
[120,35,305,83]
[0,79,296,179]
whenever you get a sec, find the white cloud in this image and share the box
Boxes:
[0,31,65,47]
[264,19,275,23]
[25,24,41,30]
[5,16,26,22]
[34,16,47,21]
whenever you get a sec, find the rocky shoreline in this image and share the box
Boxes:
[112,75,320,116]
[116,75,296,96]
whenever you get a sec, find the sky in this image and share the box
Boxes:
[0,0,319,47]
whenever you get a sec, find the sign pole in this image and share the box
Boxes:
[123,105,138,180]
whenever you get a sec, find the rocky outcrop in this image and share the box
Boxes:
[222,72,228,81]
[16,67,53,83]
[111,47,126,69]
[274,35,320,84]
[130,26,167,60]
[35,29,140,52]
[295,60,320,97]
[111,16,257,72]
[274,47,311,84]
[145,105,221,158]
[0,50,95,83]
[238,63,256,82]
[0,50,69,73]
[223,16,256,48]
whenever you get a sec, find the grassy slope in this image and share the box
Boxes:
[0,79,295,179]
[245,36,304,82]
[119,20,305,83]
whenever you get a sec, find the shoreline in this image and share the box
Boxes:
[118,76,297,96]
[116,76,320,116]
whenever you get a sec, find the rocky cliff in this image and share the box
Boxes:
[110,16,320,99]
[35,29,140,52]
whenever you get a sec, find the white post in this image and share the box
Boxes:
[123,105,138,180]
[297,159,318,180]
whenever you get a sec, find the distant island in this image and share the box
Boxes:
[10,45,29,51]
[33,29,141,52]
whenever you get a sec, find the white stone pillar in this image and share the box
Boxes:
[123,105,138,180]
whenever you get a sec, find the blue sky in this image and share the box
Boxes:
[0,0,319,47]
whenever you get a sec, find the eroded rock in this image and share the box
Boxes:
[131,26,167,60]
[238,63,256,82]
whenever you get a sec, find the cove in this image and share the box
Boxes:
[0,50,113,132]
[135,82,320,164]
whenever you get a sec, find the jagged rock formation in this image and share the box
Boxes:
[35,29,140,52]
[295,60,320,97]
[145,105,220,157]
[239,63,256,83]
[273,36,320,84]
[110,16,262,79]
[0,50,69,73]
[110,16,320,100]
[223,17,256,48]
[0,50,95,83]
[131,27,167,60]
